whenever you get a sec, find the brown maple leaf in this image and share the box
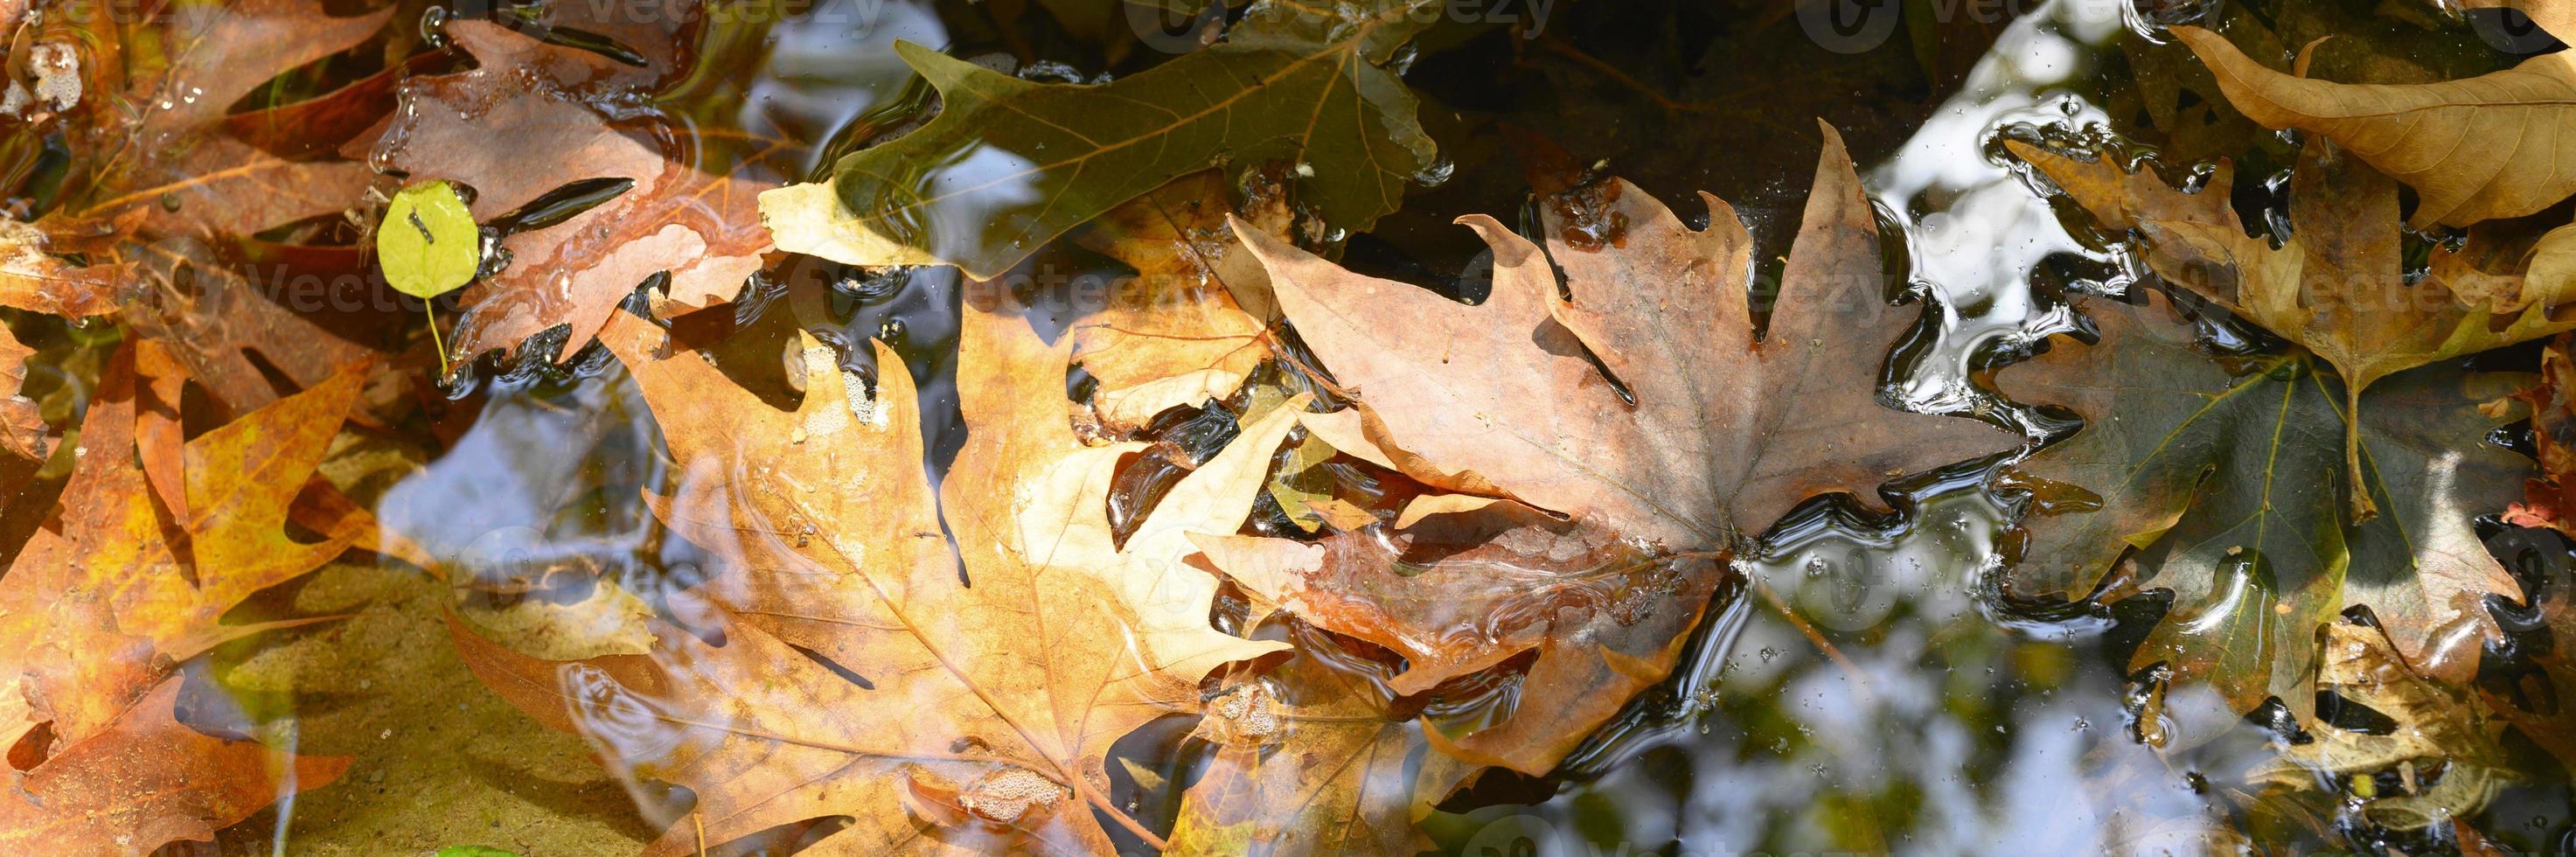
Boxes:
[454,295,1303,853]
[1229,122,2015,552]
[361,20,783,364]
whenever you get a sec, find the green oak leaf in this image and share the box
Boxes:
[1994,290,2530,723]
[377,180,481,300]
[761,0,1438,279]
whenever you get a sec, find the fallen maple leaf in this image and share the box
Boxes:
[0,345,363,851]
[359,20,783,364]
[761,0,1438,280]
[1993,289,2528,718]
[2170,24,2576,227]
[454,295,1303,854]
[1069,169,1294,432]
[2011,140,2576,519]
[1231,122,2015,550]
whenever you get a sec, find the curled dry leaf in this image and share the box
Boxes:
[1233,122,2014,551]
[1070,169,1294,432]
[360,20,782,364]
[0,346,364,851]
[454,297,1301,854]
[2011,140,2576,519]
[2170,24,2576,227]
[2251,622,2509,830]
[1994,290,2527,719]
[761,0,1437,280]
[2506,334,2576,534]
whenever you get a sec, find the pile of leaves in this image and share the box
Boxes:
[3,0,2576,851]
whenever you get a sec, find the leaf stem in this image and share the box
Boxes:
[424,299,452,380]
[1078,777,1167,852]
[2344,383,2377,522]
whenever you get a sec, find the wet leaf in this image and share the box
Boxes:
[0,323,44,463]
[1235,122,2015,550]
[2505,334,2576,533]
[378,181,481,301]
[2250,622,2510,830]
[2011,140,2576,518]
[1191,498,1723,775]
[0,346,366,850]
[453,296,1303,854]
[1167,627,1432,856]
[2171,24,2576,227]
[1070,170,1293,432]
[361,21,783,365]
[0,678,351,854]
[1993,290,2529,719]
[761,0,1438,280]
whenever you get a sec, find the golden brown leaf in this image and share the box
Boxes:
[1069,170,1293,431]
[2172,24,2576,227]
[454,296,1303,854]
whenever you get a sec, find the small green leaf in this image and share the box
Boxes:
[378,180,481,299]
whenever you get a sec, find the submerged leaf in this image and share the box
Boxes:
[761,0,1438,279]
[2251,622,2509,830]
[1994,290,2528,718]
[363,21,783,364]
[456,296,1300,854]
[2012,141,2576,518]
[1192,498,1723,775]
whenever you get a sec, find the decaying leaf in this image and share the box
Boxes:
[454,297,1302,854]
[1994,289,2528,718]
[2507,334,2576,533]
[0,323,43,463]
[2251,622,2509,830]
[0,678,351,854]
[2170,24,2576,227]
[1070,170,1294,431]
[1167,624,1431,856]
[0,346,364,850]
[1234,122,2014,550]
[2011,140,2576,518]
[362,20,782,364]
[1191,497,1722,776]
[762,0,1438,279]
